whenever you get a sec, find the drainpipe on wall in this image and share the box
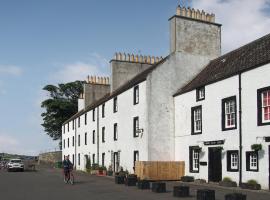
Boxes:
[97,106,100,165]
[238,73,243,185]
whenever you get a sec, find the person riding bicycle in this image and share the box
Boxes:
[63,155,73,182]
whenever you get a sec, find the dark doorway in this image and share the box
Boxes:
[113,152,119,172]
[208,147,222,182]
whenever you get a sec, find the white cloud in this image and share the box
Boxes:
[192,0,270,53]
[51,53,109,83]
[0,65,22,76]
[0,134,19,154]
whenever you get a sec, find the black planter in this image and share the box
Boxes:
[180,176,195,182]
[137,180,150,190]
[125,176,137,186]
[115,175,125,184]
[197,189,215,200]
[225,193,246,200]
[173,186,189,197]
[219,181,237,187]
[152,182,166,193]
[240,183,261,190]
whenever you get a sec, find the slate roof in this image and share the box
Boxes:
[174,33,270,96]
[63,56,168,124]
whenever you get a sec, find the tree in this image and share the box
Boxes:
[41,81,84,147]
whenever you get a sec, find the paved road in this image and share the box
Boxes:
[0,166,270,200]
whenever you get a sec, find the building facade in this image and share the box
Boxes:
[174,34,270,189]
[61,4,270,190]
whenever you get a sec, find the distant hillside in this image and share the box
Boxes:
[0,153,37,161]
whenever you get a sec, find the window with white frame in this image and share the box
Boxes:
[93,109,95,122]
[133,117,139,137]
[114,123,118,141]
[102,127,105,143]
[191,106,202,134]
[113,97,118,113]
[189,147,199,172]
[222,96,237,130]
[227,150,238,172]
[102,104,105,118]
[85,113,87,125]
[246,151,258,171]
[258,87,270,125]
[134,85,139,105]
[196,87,205,101]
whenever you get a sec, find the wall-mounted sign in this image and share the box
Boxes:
[200,162,207,166]
[204,140,225,146]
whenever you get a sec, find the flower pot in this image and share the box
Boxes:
[197,189,215,200]
[137,180,150,190]
[173,186,189,197]
[180,176,194,182]
[115,175,125,184]
[107,171,113,176]
[151,182,166,193]
[125,176,137,186]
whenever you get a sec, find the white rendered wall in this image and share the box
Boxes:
[62,81,147,173]
[174,63,270,189]
[175,76,240,183]
[241,63,270,189]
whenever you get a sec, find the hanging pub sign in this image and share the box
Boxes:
[203,140,225,146]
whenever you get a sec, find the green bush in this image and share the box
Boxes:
[91,163,99,170]
[222,177,232,182]
[55,161,63,168]
[251,144,262,151]
[247,179,258,185]
[98,166,107,171]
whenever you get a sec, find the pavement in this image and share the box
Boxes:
[0,165,270,200]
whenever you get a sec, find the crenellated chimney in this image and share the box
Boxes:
[78,75,110,111]
[110,52,162,92]
[170,5,221,59]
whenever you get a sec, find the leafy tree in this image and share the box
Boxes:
[41,81,84,147]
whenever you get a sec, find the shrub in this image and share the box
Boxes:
[247,179,258,185]
[98,166,107,171]
[222,177,232,182]
[91,163,99,170]
[251,144,262,151]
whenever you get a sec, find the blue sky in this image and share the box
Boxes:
[0,0,270,155]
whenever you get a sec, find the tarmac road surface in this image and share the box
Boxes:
[0,165,270,200]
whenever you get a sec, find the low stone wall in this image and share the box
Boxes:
[38,151,62,165]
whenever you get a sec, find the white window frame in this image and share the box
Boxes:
[192,150,199,171]
[194,108,202,133]
[225,100,236,128]
[134,86,139,104]
[231,153,238,170]
[250,154,258,170]
[262,90,270,123]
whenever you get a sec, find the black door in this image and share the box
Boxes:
[208,147,222,182]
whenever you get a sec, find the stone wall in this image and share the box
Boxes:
[38,151,62,165]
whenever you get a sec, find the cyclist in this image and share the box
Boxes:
[63,155,73,183]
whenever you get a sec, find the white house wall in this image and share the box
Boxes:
[62,80,147,173]
[174,63,270,189]
[175,75,239,182]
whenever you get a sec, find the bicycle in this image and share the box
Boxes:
[63,168,75,185]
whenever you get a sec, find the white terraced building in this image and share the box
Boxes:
[62,6,221,173]
[174,33,270,190]
[62,5,270,190]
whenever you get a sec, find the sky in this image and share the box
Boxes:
[0,0,270,156]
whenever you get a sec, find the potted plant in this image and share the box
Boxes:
[251,144,262,152]
[180,176,194,182]
[240,179,261,190]
[219,177,237,187]
[97,166,107,176]
[91,163,99,175]
[125,173,137,186]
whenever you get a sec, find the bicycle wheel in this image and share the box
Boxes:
[69,174,74,185]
